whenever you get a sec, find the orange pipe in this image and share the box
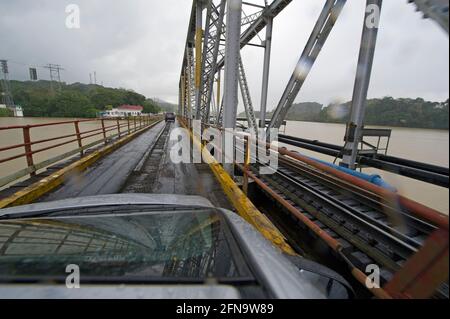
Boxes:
[276,147,449,230]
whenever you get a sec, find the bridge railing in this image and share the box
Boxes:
[0,115,159,189]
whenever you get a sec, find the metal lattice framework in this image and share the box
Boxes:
[0,60,15,108]
[197,0,227,123]
[179,0,448,167]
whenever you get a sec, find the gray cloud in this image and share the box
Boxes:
[1,0,448,111]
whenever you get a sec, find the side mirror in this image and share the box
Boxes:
[287,255,355,299]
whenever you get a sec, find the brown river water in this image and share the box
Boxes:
[0,117,448,214]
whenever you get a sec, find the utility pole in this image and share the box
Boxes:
[89,73,92,84]
[44,64,64,93]
[0,60,15,108]
[94,71,97,85]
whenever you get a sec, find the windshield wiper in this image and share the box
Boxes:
[0,204,207,220]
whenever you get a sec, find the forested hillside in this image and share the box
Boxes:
[1,80,162,118]
[239,97,449,130]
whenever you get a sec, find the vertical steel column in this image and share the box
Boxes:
[181,74,186,118]
[342,0,382,169]
[223,0,242,173]
[260,16,273,129]
[195,1,204,120]
[223,0,242,130]
[217,68,221,112]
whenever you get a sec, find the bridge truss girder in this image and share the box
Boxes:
[180,0,293,131]
[179,0,447,154]
[268,0,347,130]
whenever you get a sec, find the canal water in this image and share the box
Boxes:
[0,117,449,214]
[0,117,128,190]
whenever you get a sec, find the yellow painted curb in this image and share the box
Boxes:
[0,121,162,209]
[179,119,297,256]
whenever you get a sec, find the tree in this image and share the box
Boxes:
[0,108,13,117]
[143,99,160,114]
[47,91,97,118]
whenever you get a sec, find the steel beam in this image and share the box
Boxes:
[260,15,273,128]
[195,1,204,120]
[223,0,242,130]
[410,0,449,33]
[268,0,347,131]
[216,0,293,70]
[238,54,259,135]
[223,0,242,173]
[198,0,227,124]
[341,0,383,169]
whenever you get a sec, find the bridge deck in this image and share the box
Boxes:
[38,120,232,210]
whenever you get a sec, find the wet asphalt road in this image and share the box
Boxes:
[40,122,166,202]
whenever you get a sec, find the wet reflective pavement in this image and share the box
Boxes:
[40,120,232,210]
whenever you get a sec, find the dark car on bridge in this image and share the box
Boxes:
[165,112,175,122]
[0,194,352,299]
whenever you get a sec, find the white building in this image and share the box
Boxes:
[101,105,144,118]
[12,106,24,117]
[0,104,23,117]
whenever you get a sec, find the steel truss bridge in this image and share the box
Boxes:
[178,0,449,299]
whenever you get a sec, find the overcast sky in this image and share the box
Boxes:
[0,0,448,112]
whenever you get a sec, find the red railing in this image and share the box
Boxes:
[0,116,159,188]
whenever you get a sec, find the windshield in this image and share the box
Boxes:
[0,209,253,283]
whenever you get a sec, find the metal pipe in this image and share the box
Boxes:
[276,146,449,230]
[279,134,449,188]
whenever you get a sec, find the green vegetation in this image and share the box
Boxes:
[1,80,163,118]
[240,97,449,130]
[0,108,13,117]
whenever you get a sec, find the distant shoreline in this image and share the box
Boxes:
[282,119,450,131]
[1,116,448,132]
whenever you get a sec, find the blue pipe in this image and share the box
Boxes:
[304,155,397,192]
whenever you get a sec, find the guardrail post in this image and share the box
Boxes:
[134,117,137,132]
[243,135,250,195]
[74,121,84,157]
[116,118,121,138]
[127,117,131,135]
[22,126,35,176]
[101,119,107,145]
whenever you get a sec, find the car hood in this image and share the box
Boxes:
[0,194,214,218]
[0,285,241,299]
